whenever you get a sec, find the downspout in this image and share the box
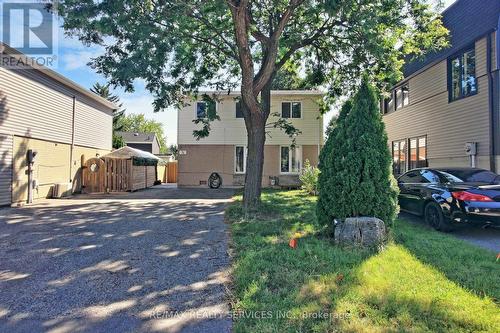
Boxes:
[69,96,76,183]
[489,18,500,172]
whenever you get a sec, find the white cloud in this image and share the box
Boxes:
[61,49,96,71]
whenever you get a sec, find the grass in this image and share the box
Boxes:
[226,190,500,333]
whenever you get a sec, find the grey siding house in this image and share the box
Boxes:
[0,43,116,206]
[382,0,500,176]
[116,131,161,154]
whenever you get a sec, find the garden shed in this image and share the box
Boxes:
[82,146,160,193]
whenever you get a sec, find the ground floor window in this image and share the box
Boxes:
[235,146,247,173]
[392,139,407,175]
[393,135,428,175]
[409,136,427,169]
[280,146,302,173]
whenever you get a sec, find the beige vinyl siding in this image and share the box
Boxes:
[384,36,491,163]
[0,67,113,150]
[409,61,447,105]
[74,99,112,150]
[178,94,323,146]
[0,134,13,205]
[475,37,488,77]
[0,67,74,143]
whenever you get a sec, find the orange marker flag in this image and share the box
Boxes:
[496,253,500,262]
[289,238,297,249]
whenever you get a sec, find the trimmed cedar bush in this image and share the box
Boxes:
[317,78,399,229]
[316,99,352,227]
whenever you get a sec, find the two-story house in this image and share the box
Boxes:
[177,91,324,187]
[382,0,500,176]
[116,131,161,154]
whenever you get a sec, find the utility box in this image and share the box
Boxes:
[465,142,477,156]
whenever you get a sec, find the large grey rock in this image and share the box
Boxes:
[334,217,387,247]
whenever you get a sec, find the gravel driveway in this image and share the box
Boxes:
[0,186,234,333]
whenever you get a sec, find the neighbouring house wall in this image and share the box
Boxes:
[126,143,153,153]
[0,66,113,150]
[178,93,324,146]
[383,36,492,168]
[11,136,109,203]
[74,99,113,150]
[0,64,114,205]
[152,138,161,155]
[177,144,319,187]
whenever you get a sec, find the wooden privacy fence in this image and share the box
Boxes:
[82,157,157,193]
[166,161,178,183]
[82,157,132,193]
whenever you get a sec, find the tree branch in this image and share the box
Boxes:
[253,0,306,92]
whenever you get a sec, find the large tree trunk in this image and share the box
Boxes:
[242,76,274,211]
[243,112,266,211]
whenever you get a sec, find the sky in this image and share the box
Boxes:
[0,0,456,145]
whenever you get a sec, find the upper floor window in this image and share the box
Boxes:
[449,48,477,101]
[280,146,302,173]
[395,84,409,110]
[235,100,244,118]
[196,100,216,119]
[281,102,301,118]
[383,94,394,114]
[382,84,408,114]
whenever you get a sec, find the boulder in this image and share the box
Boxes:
[334,217,386,247]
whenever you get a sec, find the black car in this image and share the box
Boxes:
[397,167,500,230]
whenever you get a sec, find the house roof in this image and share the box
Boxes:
[194,90,324,96]
[116,131,159,144]
[0,42,117,110]
[403,0,500,78]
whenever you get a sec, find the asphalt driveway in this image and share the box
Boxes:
[400,212,500,253]
[0,186,235,333]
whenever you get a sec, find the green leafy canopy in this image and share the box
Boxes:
[54,0,448,110]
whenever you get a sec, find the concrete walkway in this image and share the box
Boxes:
[0,187,235,333]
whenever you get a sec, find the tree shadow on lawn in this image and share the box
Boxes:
[392,218,500,302]
[228,191,500,333]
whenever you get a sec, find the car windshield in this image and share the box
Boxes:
[437,169,500,184]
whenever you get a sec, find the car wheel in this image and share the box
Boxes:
[424,202,452,231]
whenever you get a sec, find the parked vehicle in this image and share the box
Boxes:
[397,168,500,230]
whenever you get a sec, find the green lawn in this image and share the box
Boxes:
[226,190,500,333]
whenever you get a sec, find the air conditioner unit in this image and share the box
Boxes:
[53,183,72,198]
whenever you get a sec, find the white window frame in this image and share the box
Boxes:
[280,145,302,174]
[234,146,247,174]
[235,99,244,119]
[395,84,409,110]
[281,101,302,119]
[195,100,217,119]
